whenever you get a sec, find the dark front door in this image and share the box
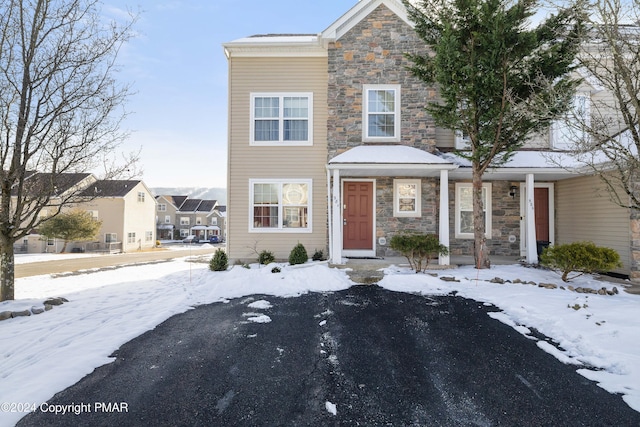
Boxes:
[534,187,550,242]
[343,181,373,250]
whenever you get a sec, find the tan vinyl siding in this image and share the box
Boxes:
[556,175,630,274]
[227,57,328,261]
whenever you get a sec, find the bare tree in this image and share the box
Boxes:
[0,0,138,301]
[562,0,640,208]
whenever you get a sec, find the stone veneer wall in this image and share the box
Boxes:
[376,177,439,257]
[327,4,437,160]
[447,181,522,258]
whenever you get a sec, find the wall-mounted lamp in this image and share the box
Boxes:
[509,185,518,199]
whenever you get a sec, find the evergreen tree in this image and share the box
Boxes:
[404,0,585,268]
[39,210,102,253]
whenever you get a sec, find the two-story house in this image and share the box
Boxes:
[223,0,636,279]
[155,195,186,239]
[156,196,225,241]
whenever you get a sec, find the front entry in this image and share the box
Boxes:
[520,183,554,257]
[343,181,374,251]
[534,188,550,242]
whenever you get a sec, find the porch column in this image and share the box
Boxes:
[439,169,450,265]
[330,169,343,264]
[525,173,538,263]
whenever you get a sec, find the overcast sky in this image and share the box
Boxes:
[104,0,357,188]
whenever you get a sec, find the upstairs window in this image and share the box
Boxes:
[363,85,401,142]
[251,93,313,145]
[552,93,590,150]
[158,204,166,212]
[137,192,145,202]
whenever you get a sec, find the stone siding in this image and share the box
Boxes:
[327,4,437,160]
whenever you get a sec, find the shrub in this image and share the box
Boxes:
[390,233,449,273]
[258,250,276,265]
[312,249,325,261]
[288,243,308,265]
[209,249,228,271]
[271,266,281,273]
[540,241,622,282]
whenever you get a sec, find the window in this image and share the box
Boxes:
[105,233,117,243]
[164,215,171,224]
[180,217,190,225]
[363,85,401,142]
[47,237,55,246]
[455,130,471,150]
[455,183,492,238]
[196,217,202,225]
[552,93,590,150]
[210,217,218,225]
[87,210,99,219]
[127,232,136,244]
[145,231,153,242]
[393,179,421,217]
[180,229,189,237]
[158,204,166,212]
[251,93,313,145]
[250,179,312,232]
[137,192,145,202]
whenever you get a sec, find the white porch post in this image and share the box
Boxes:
[525,173,538,264]
[330,169,343,264]
[439,169,450,265]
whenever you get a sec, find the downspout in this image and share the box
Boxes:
[326,167,332,263]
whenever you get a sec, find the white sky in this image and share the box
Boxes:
[104,0,357,188]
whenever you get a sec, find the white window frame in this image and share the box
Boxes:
[455,182,492,239]
[105,233,117,243]
[137,192,145,203]
[145,231,153,242]
[158,203,166,212]
[164,215,171,224]
[87,210,99,219]
[196,217,202,225]
[393,179,421,217]
[363,84,401,142]
[210,217,218,225]
[551,92,591,150]
[249,179,312,233]
[455,130,471,150]
[180,229,189,238]
[180,217,190,225]
[127,232,136,244]
[250,92,313,146]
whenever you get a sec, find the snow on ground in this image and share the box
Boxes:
[0,255,639,426]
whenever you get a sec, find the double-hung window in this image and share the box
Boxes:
[363,85,401,142]
[455,183,492,238]
[251,93,313,145]
[393,179,421,217]
[250,179,312,232]
[552,93,590,150]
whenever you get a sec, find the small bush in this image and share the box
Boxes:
[312,249,324,261]
[540,241,622,282]
[209,249,229,271]
[390,233,449,273]
[258,250,276,265]
[288,243,308,265]
[271,266,281,273]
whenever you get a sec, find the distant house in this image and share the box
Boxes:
[155,196,226,241]
[17,176,157,253]
[223,0,638,279]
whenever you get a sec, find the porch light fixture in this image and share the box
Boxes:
[509,185,518,199]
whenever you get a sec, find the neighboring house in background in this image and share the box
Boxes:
[223,0,638,279]
[17,176,157,254]
[155,196,226,242]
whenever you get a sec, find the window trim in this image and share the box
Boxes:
[393,179,421,217]
[158,203,166,212]
[249,179,313,233]
[137,192,145,203]
[455,182,492,239]
[551,92,591,150]
[363,84,401,142]
[250,92,313,146]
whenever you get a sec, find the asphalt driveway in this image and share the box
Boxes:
[18,285,640,426]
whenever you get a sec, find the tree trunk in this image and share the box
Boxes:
[472,166,491,269]
[1,242,15,301]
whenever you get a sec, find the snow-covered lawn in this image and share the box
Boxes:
[0,255,639,425]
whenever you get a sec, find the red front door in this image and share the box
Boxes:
[343,181,374,250]
[534,187,550,241]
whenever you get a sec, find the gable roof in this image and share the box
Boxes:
[321,0,412,44]
[14,172,95,197]
[81,180,141,197]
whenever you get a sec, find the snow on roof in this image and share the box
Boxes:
[226,35,319,45]
[441,150,587,170]
[329,145,453,165]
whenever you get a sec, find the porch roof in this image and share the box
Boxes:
[190,225,220,231]
[442,150,585,181]
[327,145,457,177]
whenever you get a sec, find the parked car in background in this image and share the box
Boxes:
[209,236,220,244]
[182,235,199,243]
